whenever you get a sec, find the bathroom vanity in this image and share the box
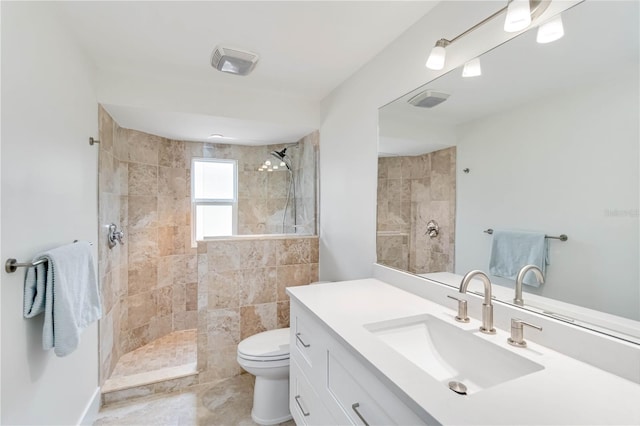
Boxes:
[287,279,640,425]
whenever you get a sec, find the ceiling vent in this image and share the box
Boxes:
[211,46,259,76]
[408,90,450,108]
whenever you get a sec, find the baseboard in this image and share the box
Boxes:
[78,387,101,425]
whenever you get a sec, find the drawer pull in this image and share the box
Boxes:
[352,403,370,426]
[296,332,311,348]
[295,395,310,416]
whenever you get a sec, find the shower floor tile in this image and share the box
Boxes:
[103,329,197,393]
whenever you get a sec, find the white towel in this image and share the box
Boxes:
[488,229,549,287]
[23,241,102,357]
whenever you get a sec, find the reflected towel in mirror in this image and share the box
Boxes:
[488,229,549,287]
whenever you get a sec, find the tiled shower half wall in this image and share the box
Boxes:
[376,147,456,274]
[97,106,319,386]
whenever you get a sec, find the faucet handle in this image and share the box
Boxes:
[508,318,542,348]
[447,295,470,323]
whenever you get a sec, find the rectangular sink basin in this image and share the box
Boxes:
[364,314,544,394]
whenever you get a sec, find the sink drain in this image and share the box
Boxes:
[448,381,468,395]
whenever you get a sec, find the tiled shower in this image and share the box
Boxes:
[376,147,456,274]
[97,106,319,401]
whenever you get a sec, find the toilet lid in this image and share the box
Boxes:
[238,327,290,360]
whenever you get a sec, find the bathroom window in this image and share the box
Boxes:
[191,158,238,242]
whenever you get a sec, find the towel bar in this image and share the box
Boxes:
[484,228,568,241]
[5,241,94,273]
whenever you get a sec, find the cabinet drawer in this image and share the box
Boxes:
[327,349,425,426]
[290,358,334,426]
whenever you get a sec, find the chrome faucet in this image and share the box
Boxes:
[459,270,496,334]
[514,265,545,306]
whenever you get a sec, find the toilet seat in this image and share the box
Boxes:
[237,327,290,362]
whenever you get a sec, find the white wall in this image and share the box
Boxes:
[1,2,99,424]
[455,69,639,320]
[318,1,580,281]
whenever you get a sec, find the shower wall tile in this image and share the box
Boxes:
[126,129,160,165]
[159,139,186,169]
[158,167,187,198]
[99,105,114,154]
[128,228,159,265]
[377,147,456,275]
[158,196,188,226]
[128,196,158,230]
[128,163,158,196]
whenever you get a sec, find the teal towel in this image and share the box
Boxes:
[488,229,548,287]
[23,241,102,357]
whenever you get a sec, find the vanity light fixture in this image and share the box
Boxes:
[426,39,450,71]
[536,14,564,43]
[462,57,482,77]
[425,0,552,71]
[504,0,532,32]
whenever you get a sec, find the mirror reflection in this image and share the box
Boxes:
[377,1,639,338]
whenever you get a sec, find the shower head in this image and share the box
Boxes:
[271,148,291,170]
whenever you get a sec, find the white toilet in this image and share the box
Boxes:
[237,327,291,425]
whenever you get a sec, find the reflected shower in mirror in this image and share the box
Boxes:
[377,1,639,339]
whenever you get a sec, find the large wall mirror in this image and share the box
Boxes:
[377,1,639,342]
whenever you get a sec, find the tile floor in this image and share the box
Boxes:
[95,374,296,426]
[103,329,198,393]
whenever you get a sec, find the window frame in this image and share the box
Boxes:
[191,157,238,246]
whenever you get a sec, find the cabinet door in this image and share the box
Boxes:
[291,302,328,383]
[290,357,335,426]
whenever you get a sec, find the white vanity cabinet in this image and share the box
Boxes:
[289,299,426,426]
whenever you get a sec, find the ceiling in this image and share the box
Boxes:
[54,1,438,144]
[379,0,640,156]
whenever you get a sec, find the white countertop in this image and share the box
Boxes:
[288,279,640,425]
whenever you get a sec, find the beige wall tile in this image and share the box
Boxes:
[200,345,241,383]
[276,264,310,301]
[158,226,186,256]
[126,129,160,165]
[159,139,186,169]
[208,271,239,310]
[128,228,158,265]
[158,167,187,198]
[276,238,310,265]
[240,303,276,340]
[277,301,290,329]
[207,308,240,347]
[127,291,156,330]
[239,267,277,307]
[128,260,158,296]
[128,163,158,196]
[128,196,157,230]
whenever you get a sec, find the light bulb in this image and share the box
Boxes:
[462,57,482,77]
[273,165,279,170]
[537,14,564,44]
[426,44,446,71]
[265,160,271,166]
[504,0,531,33]
[280,162,286,167]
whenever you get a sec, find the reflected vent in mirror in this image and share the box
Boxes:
[407,90,450,108]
